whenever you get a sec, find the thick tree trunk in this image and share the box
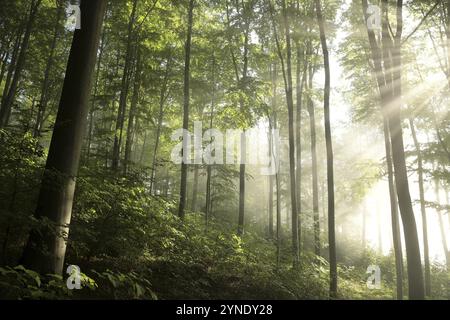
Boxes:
[383,118,404,300]
[178,0,195,219]
[315,0,337,297]
[20,0,107,275]
[386,0,424,300]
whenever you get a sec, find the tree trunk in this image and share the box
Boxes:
[190,166,199,212]
[315,0,337,297]
[434,175,450,269]
[178,0,195,219]
[0,0,42,127]
[269,0,299,267]
[1,30,22,114]
[237,12,250,237]
[85,19,107,160]
[20,0,107,275]
[295,44,305,252]
[149,54,171,194]
[409,118,431,296]
[123,45,142,175]
[112,0,138,171]
[205,55,216,228]
[307,63,320,257]
[34,3,63,137]
[362,0,424,299]
[383,118,404,300]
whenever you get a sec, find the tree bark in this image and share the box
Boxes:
[295,44,305,252]
[0,0,42,127]
[149,54,171,194]
[315,0,337,297]
[409,118,431,296]
[85,18,107,160]
[362,0,424,299]
[123,45,142,175]
[205,55,216,228]
[112,0,138,171]
[178,0,195,219]
[34,3,63,137]
[434,174,450,269]
[20,0,107,275]
[307,62,320,257]
[383,118,404,299]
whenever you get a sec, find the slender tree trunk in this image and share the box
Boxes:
[34,3,63,137]
[112,0,138,171]
[434,175,450,269]
[315,0,337,297]
[0,43,11,90]
[178,0,195,219]
[295,44,305,252]
[190,166,199,211]
[409,118,431,296]
[86,21,107,160]
[0,0,42,127]
[307,63,320,257]
[237,15,250,237]
[269,0,299,267]
[20,0,107,275]
[149,55,171,194]
[270,111,282,269]
[205,55,216,228]
[1,28,23,108]
[124,45,142,175]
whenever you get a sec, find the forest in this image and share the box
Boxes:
[0,0,449,301]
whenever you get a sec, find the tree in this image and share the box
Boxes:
[269,0,299,267]
[0,0,42,128]
[112,0,139,171]
[307,58,320,257]
[361,0,425,299]
[178,0,195,219]
[20,0,107,275]
[315,0,336,298]
[409,117,431,296]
